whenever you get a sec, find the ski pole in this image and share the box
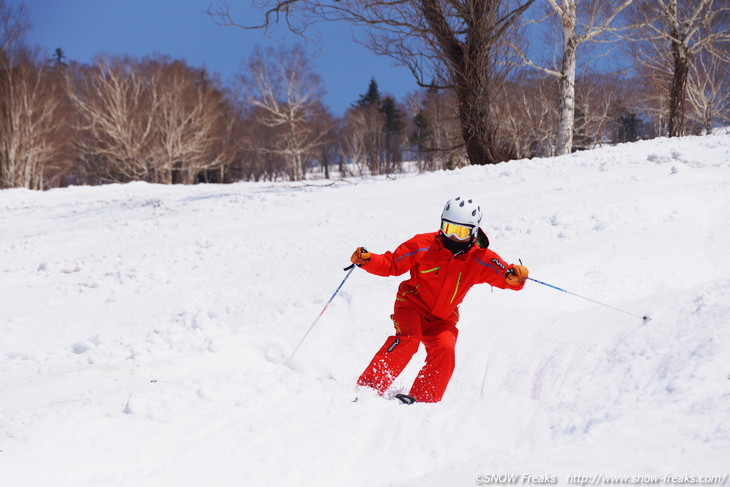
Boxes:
[527,277,650,322]
[287,264,357,364]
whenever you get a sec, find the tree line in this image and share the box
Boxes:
[1,0,729,190]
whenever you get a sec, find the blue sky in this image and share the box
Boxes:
[12,0,418,115]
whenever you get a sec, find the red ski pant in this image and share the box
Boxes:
[357,300,458,403]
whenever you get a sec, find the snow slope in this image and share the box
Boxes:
[1,134,729,486]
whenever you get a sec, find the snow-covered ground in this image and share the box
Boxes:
[1,134,729,486]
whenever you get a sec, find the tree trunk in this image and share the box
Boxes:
[668,39,689,137]
[322,146,330,179]
[453,31,498,165]
[667,0,689,138]
[703,106,713,135]
[556,4,577,156]
[457,87,498,165]
[420,0,502,165]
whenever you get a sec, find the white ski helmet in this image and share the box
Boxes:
[441,196,482,236]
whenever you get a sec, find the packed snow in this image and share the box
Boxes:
[1,134,729,487]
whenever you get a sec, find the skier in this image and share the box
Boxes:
[350,196,529,404]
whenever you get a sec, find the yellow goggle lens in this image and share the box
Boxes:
[441,221,473,240]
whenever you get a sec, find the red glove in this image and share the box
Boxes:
[350,247,371,267]
[505,264,528,286]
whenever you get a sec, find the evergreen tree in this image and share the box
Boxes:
[410,111,431,164]
[380,96,403,135]
[51,48,68,70]
[380,96,404,172]
[410,111,430,149]
[616,110,644,143]
[572,106,593,151]
[356,78,380,108]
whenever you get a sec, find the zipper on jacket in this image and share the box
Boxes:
[450,272,462,304]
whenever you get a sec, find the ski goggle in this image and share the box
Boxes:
[441,220,474,240]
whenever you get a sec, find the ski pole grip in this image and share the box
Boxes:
[344,247,369,271]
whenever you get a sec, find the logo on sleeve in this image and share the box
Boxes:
[387,337,400,353]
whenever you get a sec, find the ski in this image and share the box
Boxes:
[352,393,416,404]
[394,393,416,405]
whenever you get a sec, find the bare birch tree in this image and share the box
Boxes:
[340,107,372,177]
[498,73,557,158]
[212,0,536,165]
[235,105,289,181]
[311,106,338,179]
[347,80,386,175]
[237,44,327,181]
[411,87,465,169]
[68,55,159,183]
[0,2,69,189]
[148,59,237,184]
[630,0,730,137]
[68,55,237,184]
[0,51,69,189]
[573,74,622,148]
[686,38,730,133]
[514,0,633,155]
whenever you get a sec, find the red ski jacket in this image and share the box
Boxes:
[361,229,524,322]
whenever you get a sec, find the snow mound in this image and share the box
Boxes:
[1,134,729,486]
